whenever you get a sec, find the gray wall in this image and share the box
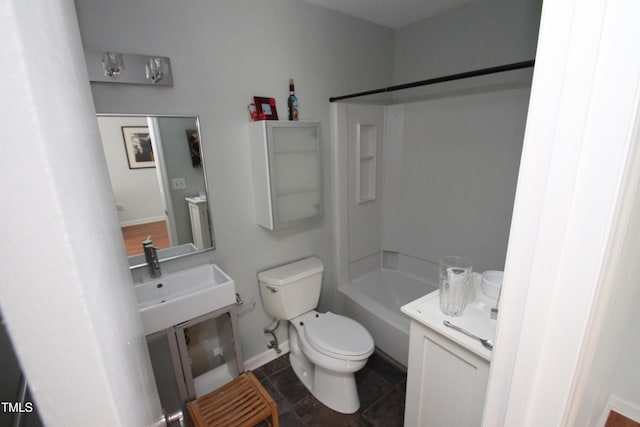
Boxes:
[393,0,542,85]
[74,0,394,361]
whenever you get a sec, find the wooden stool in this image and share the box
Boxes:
[187,371,279,427]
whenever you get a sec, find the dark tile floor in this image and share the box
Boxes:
[253,351,407,427]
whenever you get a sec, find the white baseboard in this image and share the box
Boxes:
[607,395,640,424]
[244,340,290,372]
[120,216,166,227]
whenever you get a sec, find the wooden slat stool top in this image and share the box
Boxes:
[187,371,279,427]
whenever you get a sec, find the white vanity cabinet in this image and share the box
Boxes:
[186,196,212,249]
[401,285,495,427]
[249,121,322,230]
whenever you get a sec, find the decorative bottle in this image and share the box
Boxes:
[287,79,299,121]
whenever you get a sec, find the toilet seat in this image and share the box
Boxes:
[303,312,374,360]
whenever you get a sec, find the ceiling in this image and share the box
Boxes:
[302,0,474,29]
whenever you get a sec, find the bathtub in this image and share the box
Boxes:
[338,268,438,367]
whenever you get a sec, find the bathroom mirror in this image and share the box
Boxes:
[97,114,215,268]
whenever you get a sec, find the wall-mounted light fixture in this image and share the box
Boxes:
[145,57,168,83]
[84,49,173,86]
[101,52,125,78]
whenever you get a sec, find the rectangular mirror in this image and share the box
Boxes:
[97,114,215,268]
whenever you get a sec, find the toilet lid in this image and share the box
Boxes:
[304,312,374,358]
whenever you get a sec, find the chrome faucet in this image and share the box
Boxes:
[142,236,161,278]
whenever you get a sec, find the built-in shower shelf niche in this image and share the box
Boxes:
[356,122,377,203]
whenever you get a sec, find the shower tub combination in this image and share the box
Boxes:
[331,95,521,367]
[338,266,437,367]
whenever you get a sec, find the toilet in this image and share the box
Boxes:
[258,256,374,414]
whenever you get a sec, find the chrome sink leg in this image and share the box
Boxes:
[164,409,185,427]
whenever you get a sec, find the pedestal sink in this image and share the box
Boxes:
[134,263,236,335]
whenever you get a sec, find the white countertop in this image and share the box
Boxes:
[401,278,497,361]
[185,195,207,204]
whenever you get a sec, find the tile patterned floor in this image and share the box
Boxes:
[253,351,407,427]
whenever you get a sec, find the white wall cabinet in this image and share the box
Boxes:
[249,121,322,230]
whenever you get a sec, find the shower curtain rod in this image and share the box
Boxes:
[329,59,535,102]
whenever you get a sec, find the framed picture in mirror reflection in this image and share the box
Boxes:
[186,129,202,168]
[122,126,155,169]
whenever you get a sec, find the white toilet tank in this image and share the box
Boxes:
[258,256,323,320]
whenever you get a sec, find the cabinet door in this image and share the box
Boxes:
[268,123,322,228]
[404,321,490,427]
[175,307,244,399]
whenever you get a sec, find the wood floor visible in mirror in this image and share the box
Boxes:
[121,220,170,256]
[605,411,640,427]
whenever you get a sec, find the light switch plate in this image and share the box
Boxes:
[172,177,186,190]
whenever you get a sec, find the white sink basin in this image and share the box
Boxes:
[135,263,235,335]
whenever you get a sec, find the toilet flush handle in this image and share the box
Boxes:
[266,286,279,293]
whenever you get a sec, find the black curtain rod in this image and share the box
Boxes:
[329,59,535,103]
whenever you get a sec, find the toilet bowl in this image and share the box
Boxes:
[258,257,375,414]
[288,311,374,413]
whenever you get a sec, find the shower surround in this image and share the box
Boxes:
[331,87,530,365]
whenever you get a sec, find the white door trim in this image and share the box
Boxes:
[0,1,164,425]
[483,0,640,425]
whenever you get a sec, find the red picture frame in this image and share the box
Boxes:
[253,97,278,120]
